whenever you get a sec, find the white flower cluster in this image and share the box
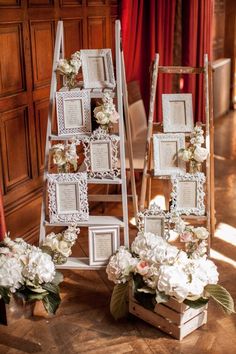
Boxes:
[106,231,218,303]
[0,237,56,294]
[106,246,137,284]
[178,124,208,165]
[51,140,78,172]
[94,93,119,128]
[57,51,81,76]
[42,225,80,264]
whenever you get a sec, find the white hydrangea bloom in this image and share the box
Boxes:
[0,256,23,292]
[22,249,55,284]
[106,246,137,284]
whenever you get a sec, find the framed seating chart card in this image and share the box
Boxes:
[47,172,89,223]
[137,203,166,238]
[162,93,194,133]
[83,127,120,179]
[89,226,120,266]
[81,49,116,89]
[56,89,91,136]
[153,133,186,176]
[170,172,206,215]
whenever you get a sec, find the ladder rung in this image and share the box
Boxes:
[158,66,204,74]
[88,194,122,202]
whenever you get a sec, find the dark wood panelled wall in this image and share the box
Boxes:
[0,0,118,242]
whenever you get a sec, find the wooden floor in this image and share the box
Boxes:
[1,111,236,353]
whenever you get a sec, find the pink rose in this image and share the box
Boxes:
[136,260,149,276]
[180,231,193,243]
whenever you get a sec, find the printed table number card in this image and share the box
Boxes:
[63,98,83,129]
[170,173,206,216]
[153,133,186,176]
[144,216,165,237]
[87,56,106,82]
[90,141,111,172]
[89,226,120,266]
[57,183,79,214]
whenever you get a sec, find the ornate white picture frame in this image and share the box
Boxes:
[137,203,166,238]
[170,172,205,215]
[153,133,186,176]
[162,93,194,133]
[47,172,89,223]
[80,49,115,89]
[82,127,120,179]
[56,90,91,136]
[89,226,120,266]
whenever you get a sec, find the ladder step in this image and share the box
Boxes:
[88,178,122,185]
[44,215,124,227]
[56,257,106,270]
[88,194,122,202]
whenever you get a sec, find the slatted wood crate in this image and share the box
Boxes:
[129,284,207,340]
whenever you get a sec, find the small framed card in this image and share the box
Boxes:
[162,93,194,133]
[47,172,89,223]
[83,127,120,179]
[153,133,186,176]
[89,226,120,266]
[144,216,165,237]
[81,49,115,89]
[56,89,91,136]
[137,203,166,238]
[170,172,205,215]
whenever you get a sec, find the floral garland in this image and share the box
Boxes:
[56,51,81,90]
[0,236,63,314]
[41,225,80,265]
[106,220,234,320]
[50,140,78,173]
[178,124,208,173]
[93,92,119,131]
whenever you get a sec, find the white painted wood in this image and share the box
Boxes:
[39,20,133,270]
[39,21,64,243]
[44,215,125,227]
[121,50,138,221]
[56,257,106,270]
[140,54,159,210]
[115,20,129,246]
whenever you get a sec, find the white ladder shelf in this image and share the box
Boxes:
[39,20,138,269]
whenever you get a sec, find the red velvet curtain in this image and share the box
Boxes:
[182,0,213,122]
[120,0,213,123]
[0,186,6,241]
[120,0,176,121]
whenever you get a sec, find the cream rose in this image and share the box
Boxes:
[193,227,209,240]
[95,111,110,125]
[57,59,73,75]
[193,146,208,162]
[180,149,192,161]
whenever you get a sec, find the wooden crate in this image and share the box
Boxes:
[129,285,207,340]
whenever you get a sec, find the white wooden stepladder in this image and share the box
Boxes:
[139,54,215,242]
[39,20,138,269]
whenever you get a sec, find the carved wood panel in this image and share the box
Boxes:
[34,99,49,173]
[30,21,55,88]
[87,17,106,48]
[63,18,83,57]
[0,106,32,192]
[0,0,118,240]
[0,23,25,97]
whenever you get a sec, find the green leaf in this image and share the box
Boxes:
[137,287,156,295]
[184,297,209,309]
[42,292,61,314]
[52,271,64,286]
[27,292,49,302]
[42,283,59,295]
[28,286,48,294]
[205,284,235,315]
[40,245,53,257]
[0,287,11,304]
[110,282,129,320]
[155,291,169,304]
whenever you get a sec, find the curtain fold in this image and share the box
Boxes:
[181,0,213,122]
[120,0,176,121]
[120,0,213,123]
[0,186,6,241]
